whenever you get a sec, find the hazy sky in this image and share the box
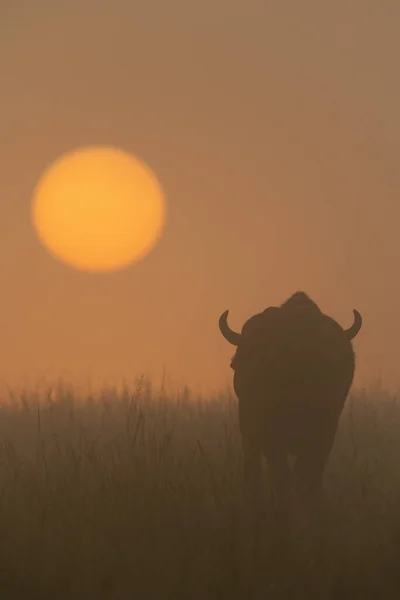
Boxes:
[1,1,400,393]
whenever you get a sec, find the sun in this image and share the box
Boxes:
[32,146,166,273]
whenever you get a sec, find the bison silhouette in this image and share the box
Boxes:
[219,291,362,518]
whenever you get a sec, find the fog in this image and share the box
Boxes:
[1,1,399,391]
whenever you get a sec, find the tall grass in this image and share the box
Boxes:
[0,381,399,599]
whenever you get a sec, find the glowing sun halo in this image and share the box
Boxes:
[32,146,166,273]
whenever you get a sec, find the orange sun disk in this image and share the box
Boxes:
[32,146,166,273]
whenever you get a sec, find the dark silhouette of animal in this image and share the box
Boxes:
[219,291,362,516]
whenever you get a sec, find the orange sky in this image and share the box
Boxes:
[1,2,399,393]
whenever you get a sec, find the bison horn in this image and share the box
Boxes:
[344,309,362,339]
[219,310,242,346]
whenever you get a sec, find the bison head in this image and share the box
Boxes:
[219,292,362,346]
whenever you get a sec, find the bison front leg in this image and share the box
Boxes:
[263,439,291,521]
[241,432,263,538]
[239,405,264,554]
[241,434,263,509]
[293,419,339,508]
[292,423,339,575]
[238,399,264,510]
[261,437,292,558]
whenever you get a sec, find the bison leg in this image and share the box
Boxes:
[241,433,263,510]
[263,439,291,519]
[238,399,264,509]
[261,438,293,555]
[292,421,340,572]
[238,396,265,550]
[293,421,338,509]
[240,432,264,553]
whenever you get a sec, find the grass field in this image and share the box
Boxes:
[0,379,399,599]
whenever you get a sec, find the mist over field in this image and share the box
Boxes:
[3,2,400,598]
[0,380,399,599]
[2,1,400,392]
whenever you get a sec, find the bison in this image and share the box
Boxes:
[219,291,362,519]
